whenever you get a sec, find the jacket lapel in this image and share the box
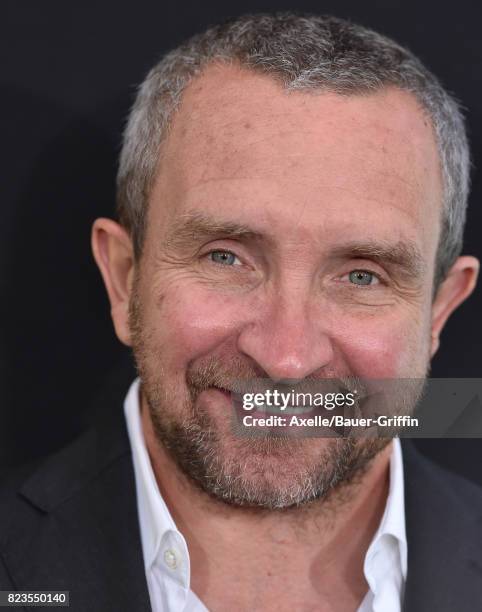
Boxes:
[402,440,482,612]
[1,399,151,612]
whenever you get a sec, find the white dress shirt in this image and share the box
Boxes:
[124,378,407,612]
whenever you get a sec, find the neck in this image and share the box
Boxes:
[141,391,391,611]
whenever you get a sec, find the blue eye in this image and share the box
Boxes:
[348,270,378,286]
[209,250,238,265]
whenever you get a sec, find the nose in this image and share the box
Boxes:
[236,290,335,381]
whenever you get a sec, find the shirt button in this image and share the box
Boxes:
[163,548,178,570]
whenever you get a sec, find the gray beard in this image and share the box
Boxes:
[140,377,391,510]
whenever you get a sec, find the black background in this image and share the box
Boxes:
[1,1,481,481]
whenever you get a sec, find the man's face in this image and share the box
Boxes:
[129,64,442,508]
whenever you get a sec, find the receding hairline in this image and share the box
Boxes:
[116,12,470,289]
[149,61,442,207]
[154,57,439,157]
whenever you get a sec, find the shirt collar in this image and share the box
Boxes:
[370,437,407,577]
[362,436,407,612]
[124,378,181,571]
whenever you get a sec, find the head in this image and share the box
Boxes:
[92,13,478,509]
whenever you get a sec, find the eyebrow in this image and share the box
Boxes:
[163,211,263,251]
[330,240,425,278]
[163,212,425,277]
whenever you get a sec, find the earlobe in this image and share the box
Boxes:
[430,256,479,357]
[91,218,135,347]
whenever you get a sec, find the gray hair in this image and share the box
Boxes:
[117,12,470,287]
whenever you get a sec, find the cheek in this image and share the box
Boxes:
[146,284,244,365]
[333,309,431,378]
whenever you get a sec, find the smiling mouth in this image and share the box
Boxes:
[208,381,371,414]
[210,386,330,416]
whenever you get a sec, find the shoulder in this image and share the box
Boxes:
[401,437,482,576]
[0,429,93,548]
[0,405,132,544]
[0,401,149,607]
[0,361,136,513]
[402,439,482,518]
[401,443,482,609]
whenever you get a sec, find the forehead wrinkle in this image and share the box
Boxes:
[179,160,421,206]
[179,133,426,204]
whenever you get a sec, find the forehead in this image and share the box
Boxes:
[151,62,442,249]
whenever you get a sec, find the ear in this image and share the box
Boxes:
[431,256,479,356]
[91,218,135,346]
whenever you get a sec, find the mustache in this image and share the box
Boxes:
[185,355,367,399]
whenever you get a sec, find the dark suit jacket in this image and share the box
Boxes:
[1,385,482,612]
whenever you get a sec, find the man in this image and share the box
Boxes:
[1,12,481,612]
